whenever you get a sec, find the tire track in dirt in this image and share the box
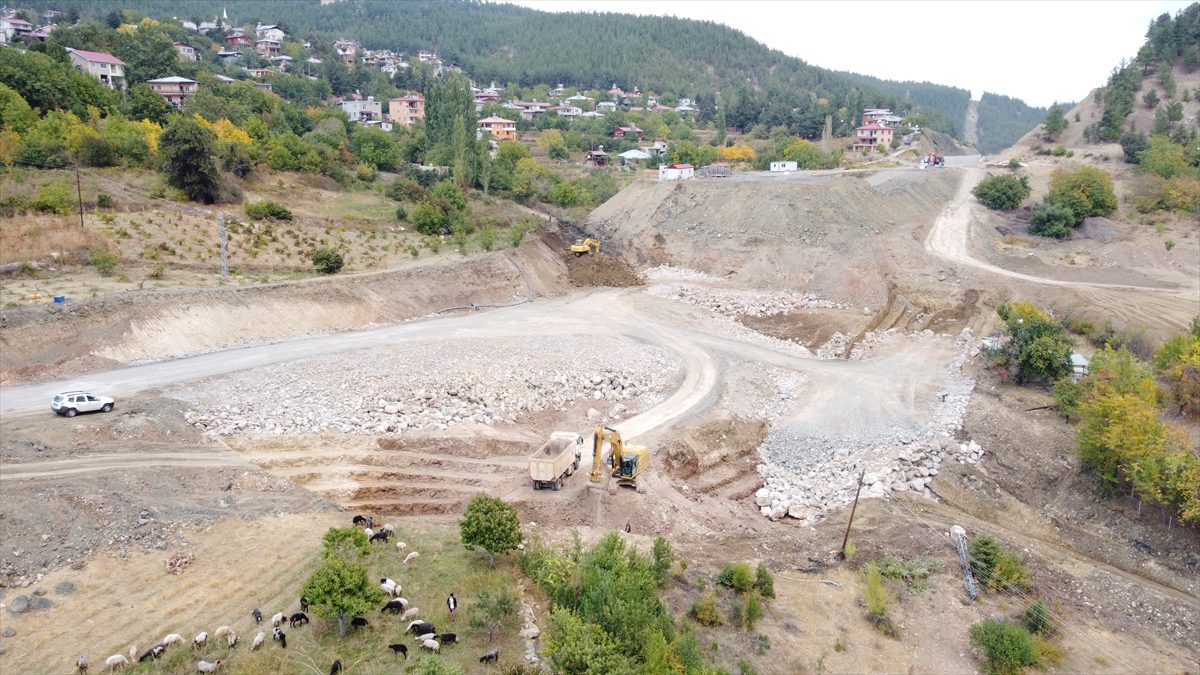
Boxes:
[0,451,248,480]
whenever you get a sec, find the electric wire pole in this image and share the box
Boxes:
[75,164,85,228]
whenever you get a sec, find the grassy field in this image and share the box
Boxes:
[126,525,531,675]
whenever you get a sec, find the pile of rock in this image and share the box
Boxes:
[647,283,844,318]
[643,265,718,283]
[175,336,679,437]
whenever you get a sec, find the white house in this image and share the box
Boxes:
[66,48,127,90]
[342,97,382,122]
[255,24,285,42]
[553,105,582,118]
[658,163,694,181]
[770,161,798,172]
[1070,352,1090,382]
[1,15,34,44]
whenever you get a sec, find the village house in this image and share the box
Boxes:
[66,48,126,90]
[551,105,581,118]
[255,39,282,56]
[269,55,293,70]
[29,24,54,42]
[174,41,201,62]
[0,15,34,44]
[388,94,425,127]
[658,163,694,181]
[334,39,358,67]
[146,76,199,108]
[255,24,285,42]
[853,122,894,151]
[225,32,252,48]
[512,101,550,120]
[341,97,382,122]
[584,147,608,167]
[478,116,517,141]
[596,101,617,113]
[612,126,644,140]
[618,148,651,165]
[245,68,273,79]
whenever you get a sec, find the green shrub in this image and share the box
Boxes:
[479,225,497,252]
[96,193,113,209]
[969,619,1040,675]
[969,534,1029,591]
[861,561,896,636]
[688,594,722,627]
[148,263,166,280]
[245,200,292,221]
[411,201,449,235]
[972,174,1032,210]
[1050,377,1085,420]
[311,246,344,274]
[394,203,407,221]
[718,562,755,592]
[744,593,764,629]
[990,302,1074,384]
[89,249,118,276]
[1028,202,1075,238]
[355,162,377,182]
[431,180,467,211]
[1021,601,1052,636]
[877,555,944,593]
[32,181,75,215]
[754,562,775,599]
[1046,166,1117,224]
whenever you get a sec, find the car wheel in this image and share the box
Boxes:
[101,403,113,413]
[65,408,77,418]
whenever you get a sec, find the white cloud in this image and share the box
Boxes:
[507,0,1192,107]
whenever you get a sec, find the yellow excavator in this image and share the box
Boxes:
[569,238,601,257]
[589,425,650,490]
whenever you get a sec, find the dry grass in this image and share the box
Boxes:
[0,217,110,265]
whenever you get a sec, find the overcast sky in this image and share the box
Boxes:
[507,0,1192,107]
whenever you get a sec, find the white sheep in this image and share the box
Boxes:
[363,527,374,539]
[213,626,233,639]
[128,645,137,663]
[380,578,398,596]
[104,654,129,670]
[271,612,285,627]
[251,631,265,650]
[421,639,439,653]
[192,632,207,649]
[161,634,184,648]
[415,632,435,642]
[395,541,407,552]
[381,523,395,534]
[403,551,419,565]
[197,660,222,673]
[226,631,238,648]
[400,607,420,621]
[406,619,424,632]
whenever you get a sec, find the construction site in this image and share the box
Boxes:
[1,147,1198,673]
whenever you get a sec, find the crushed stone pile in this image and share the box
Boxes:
[174,336,679,436]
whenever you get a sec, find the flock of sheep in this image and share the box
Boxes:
[73,517,500,673]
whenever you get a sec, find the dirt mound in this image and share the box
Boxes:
[566,253,643,287]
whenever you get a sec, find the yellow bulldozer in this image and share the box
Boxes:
[569,238,601,257]
[589,425,650,491]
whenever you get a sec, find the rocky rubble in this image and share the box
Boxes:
[174,336,679,437]
[647,283,844,318]
[754,328,980,523]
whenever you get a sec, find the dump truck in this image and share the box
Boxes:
[529,431,584,490]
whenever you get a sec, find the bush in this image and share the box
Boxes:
[688,594,722,627]
[1046,166,1118,224]
[32,181,75,215]
[411,201,449,235]
[743,593,764,629]
[1021,601,1052,636]
[387,177,426,203]
[970,619,1040,675]
[754,562,775,599]
[311,246,344,274]
[89,249,118,276]
[96,193,113,209]
[394,204,407,221]
[430,180,467,211]
[1028,202,1076,238]
[973,174,1032,210]
[245,200,292,221]
[148,263,166,280]
[861,561,896,636]
[877,555,944,593]
[969,534,1029,591]
[718,562,755,593]
[478,225,497,252]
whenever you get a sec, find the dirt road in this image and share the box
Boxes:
[924,168,1199,329]
[0,450,247,480]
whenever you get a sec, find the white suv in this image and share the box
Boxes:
[51,391,115,417]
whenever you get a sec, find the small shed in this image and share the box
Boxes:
[770,161,798,172]
[658,163,694,181]
[585,148,608,167]
[1070,352,1090,382]
[618,148,651,165]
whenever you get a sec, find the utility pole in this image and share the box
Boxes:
[75,164,85,228]
[838,468,866,561]
[219,213,228,281]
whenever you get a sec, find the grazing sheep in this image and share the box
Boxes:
[380,578,399,596]
[415,632,436,643]
[289,612,310,628]
[271,612,285,627]
[395,541,407,552]
[138,644,166,662]
[272,627,287,649]
[363,528,374,540]
[399,606,420,621]
[161,634,184,648]
[300,597,311,613]
[350,617,369,630]
[387,643,409,659]
[369,530,390,544]
[76,655,88,673]
[128,646,137,662]
[252,608,262,623]
[352,515,368,526]
[407,621,435,636]
[381,598,407,614]
[192,632,207,649]
[197,660,222,673]
[330,659,342,675]
[406,620,424,632]
[104,654,129,671]
[213,626,233,639]
[251,631,265,650]
[436,633,458,644]
[226,632,238,648]
[402,551,420,565]
[479,648,500,664]
[381,523,395,535]
[421,639,439,653]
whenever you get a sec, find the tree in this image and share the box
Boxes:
[300,547,383,635]
[311,247,345,274]
[459,494,521,565]
[1154,333,1200,415]
[469,586,518,641]
[1042,102,1067,140]
[1139,135,1190,179]
[1046,166,1118,225]
[990,303,1073,384]
[782,138,824,168]
[66,7,80,24]
[157,116,220,203]
[1143,89,1160,108]
[1028,203,1075,238]
[970,619,1040,675]
[1166,100,1184,123]
[1119,131,1148,163]
[126,83,173,125]
[350,126,400,170]
[1153,106,1171,135]
[411,201,450,235]
[544,608,635,675]
[105,9,124,28]
[972,174,1031,210]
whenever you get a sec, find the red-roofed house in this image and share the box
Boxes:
[613,126,643,140]
[388,94,425,127]
[67,48,127,90]
[853,123,894,152]
[226,32,252,48]
[0,15,33,44]
[659,163,694,181]
[478,116,517,141]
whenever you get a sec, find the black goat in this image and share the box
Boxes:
[407,621,435,636]
[479,648,500,664]
[381,599,406,614]
[290,612,310,628]
[252,608,262,623]
[300,596,310,612]
[272,627,287,649]
[435,633,457,644]
[138,644,165,662]
[351,617,369,630]
[329,659,342,675]
[387,643,409,659]
[369,530,391,543]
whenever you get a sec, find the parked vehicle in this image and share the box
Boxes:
[529,431,584,490]
[51,391,115,417]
